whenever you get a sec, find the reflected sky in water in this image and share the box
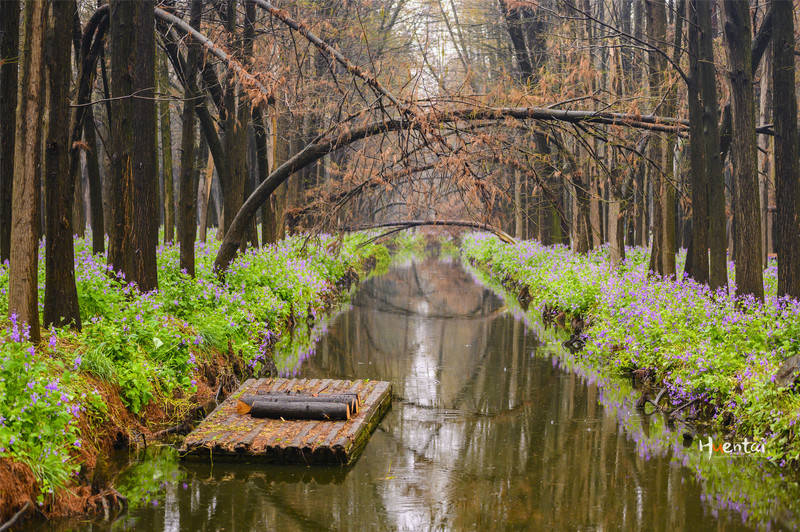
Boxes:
[64,258,768,531]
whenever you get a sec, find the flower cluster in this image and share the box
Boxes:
[461,233,800,465]
[0,231,389,499]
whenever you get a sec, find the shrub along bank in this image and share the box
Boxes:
[461,233,800,467]
[0,233,389,521]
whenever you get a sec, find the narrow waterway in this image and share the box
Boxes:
[61,257,795,531]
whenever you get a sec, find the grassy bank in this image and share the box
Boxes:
[464,260,800,529]
[0,233,389,521]
[460,233,800,467]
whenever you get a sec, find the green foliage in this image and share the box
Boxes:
[115,446,184,508]
[461,233,800,466]
[0,322,90,499]
[438,235,460,258]
[0,232,388,497]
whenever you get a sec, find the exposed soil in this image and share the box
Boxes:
[0,267,367,527]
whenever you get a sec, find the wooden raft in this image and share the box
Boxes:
[181,378,392,465]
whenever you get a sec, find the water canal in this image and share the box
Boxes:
[53,256,799,531]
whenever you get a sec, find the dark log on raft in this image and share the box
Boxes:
[236,399,351,420]
[238,393,360,415]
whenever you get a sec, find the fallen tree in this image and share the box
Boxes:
[340,220,517,245]
[212,105,699,272]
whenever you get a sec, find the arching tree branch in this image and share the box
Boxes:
[342,220,516,244]
[212,105,701,272]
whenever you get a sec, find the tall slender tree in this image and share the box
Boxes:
[108,0,159,291]
[220,0,256,246]
[44,0,81,328]
[9,0,47,342]
[0,0,20,264]
[178,0,203,276]
[84,104,105,255]
[159,49,175,245]
[698,0,727,290]
[684,0,709,285]
[773,0,800,298]
[722,0,763,300]
[660,0,684,277]
[645,0,667,275]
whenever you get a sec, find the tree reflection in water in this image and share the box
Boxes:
[106,258,763,532]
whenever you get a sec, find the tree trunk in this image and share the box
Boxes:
[220,0,254,246]
[514,168,523,239]
[646,0,666,275]
[0,0,20,264]
[758,39,773,267]
[608,191,625,267]
[108,0,158,291]
[71,2,85,244]
[9,0,46,342]
[72,165,85,238]
[685,0,709,284]
[773,0,800,298]
[722,0,763,300]
[44,0,81,329]
[84,106,105,254]
[696,0,728,291]
[574,165,592,254]
[660,0,684,277]
[159,48,175,244]
[245,124,260,247]
[252,106,275,244]
[273,111,290,241]
[585,168,597,247]
[178,0,202,275]
[198,152,214,242]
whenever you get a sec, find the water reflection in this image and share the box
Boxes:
[74,258,769,530]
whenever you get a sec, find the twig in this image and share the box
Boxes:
[0,501,31,532]
[668,398,698,418]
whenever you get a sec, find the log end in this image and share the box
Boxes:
[236,399,252,415]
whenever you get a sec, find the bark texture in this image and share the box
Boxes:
[773,0,800,298]
[646,0,666,275]
[0,0,20,263]
[44,0,82,328]
[698,0,727,290]
[108,0,158,291]
[159,49,175,245]
[722,0,763,300]
[178,0,203,276]
[9,0,47,342]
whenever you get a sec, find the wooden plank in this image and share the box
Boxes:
[333,381,390,451]
[314,378,334,395]
[181,378,391,464]
[233,419,270,453]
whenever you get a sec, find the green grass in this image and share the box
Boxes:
[0,232,389,500]
[461,233,800,467]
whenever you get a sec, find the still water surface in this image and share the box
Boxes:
[61,258,798,530]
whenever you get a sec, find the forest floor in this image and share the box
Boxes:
[460,233,800,471]
[0,232,395,524]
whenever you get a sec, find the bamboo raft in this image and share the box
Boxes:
[181,378,392,465]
